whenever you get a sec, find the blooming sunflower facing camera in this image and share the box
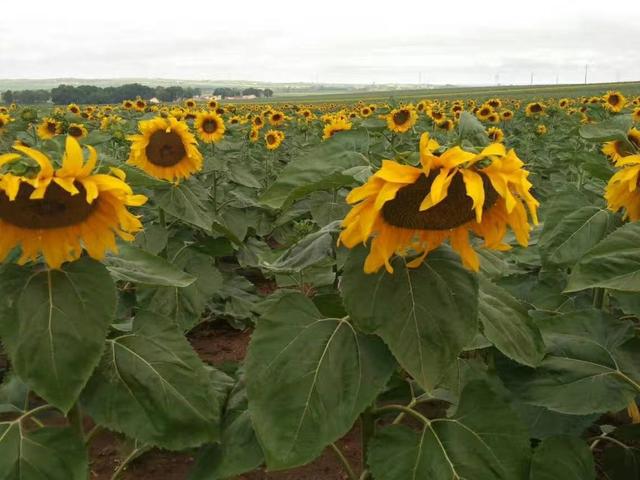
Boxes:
[36,117,62,140]
[194,111,226,143]
[386,106,417,133]
[322,116,352,140]
[127,116,202,181]
[265,130,284,150]
[339,134,539,273]
[602,128,640,163]
[603,91,626,113]
[0,137,147,269]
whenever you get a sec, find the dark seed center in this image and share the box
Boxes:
[68,126,83,137]
[145,130,186,167]
[202,119,218,134]
[381,169,499,230]
[0,182,96,229]
[47,122,57,133]
[529,104,542,113]
[267,134,277,145]
[609,95,620,105]
[393,110,410,125]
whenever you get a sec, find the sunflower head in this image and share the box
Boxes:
[487,127,504,143]
[0,114,12,130]
[67,123,88,139]
[605,155,640,221]
[322,117,353,140]
[265,129,285,150]
[127,116,203,182]
[195,111,226,144]
[525,102,545,117]
[437,118,454,131]
[37,118,61,140]
[0,137,147,269]
[269,111,286,126]
[602,128,640,164]
[603,91,627,113]
[387,106,418,133]
[339,133,538,273]
[67,104,80,115]
[536,124,547,135]
[249,127,260,143]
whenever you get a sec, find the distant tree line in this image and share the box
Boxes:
[1,83,203,105]
[213,87,274,99]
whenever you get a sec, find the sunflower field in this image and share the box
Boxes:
[1,89,640,480]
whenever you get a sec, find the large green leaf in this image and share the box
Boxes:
[530,436,595,480]
[0,424,88,480]
[341,246,478,391]
[538,206,619,267]
[566,222,640,292]
[499,309,640,415]
[82,310,225,450]
[458,111,490,146]
[189,375,264,480]
[104,244,196,287]
[156,180,214,232]
[246,293,394,470]
[308,191,350,227]
[142,248,222,330]
[0,259,116,413]
[579,114,633,142]
[260,130,369,210]
[368,381,530,480]
[479,276,545,367]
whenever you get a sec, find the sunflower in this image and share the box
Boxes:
[127,116,203,181]
[229,116,241,125]
[322,117,353,140]
[386,106,418,133]
[558,98,571,109]
[252,115,265,129]
[632,107,640,123]
[476,104,494,121]
[536,124,547,135]
[602,128,640,163]
[122,100,134,110]
[36,117,62,140]
[208,99,218,110]
[605,155,640,220]
[67,123,88,139]
[501,110,514,121]
[487,127,504,143]
[0,136,147,269]
[603,91,627,113]
[134,98,146,112]
[185,99,197,109]
[436,118,454,131]
[249,127,260,143]
[525,102,545,117]
[487,98,502,109]
[194,111,226,143]
[0,114,12,131]
[67,104,81,115]
[265,130,284,150]
[338,134,538,272]
[269,111,286,126]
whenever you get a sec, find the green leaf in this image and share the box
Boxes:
[512,404,597,440]
[479,276,545,367]
[261,222,339,274]
[341,246,478,391]
[308,191,350,227]
[539,206,619,267]
[530,436,595,480]
[189,376,264,480]
[566,222,640,292]
[228,162,262,189]
[156,180,214,232]
[135,224,169,255]
[0,259,116,413]
[260,130,369,210]
[579,115,633,142]
[602,443,640,480]
[82,310,225,450]
[0,375,29,414]
[246,293,394,470]
[368,381,530,480]
[104,244,196,287]
[499,309,640,415]
[0,425,88,480]
[458,111,490,146]
[142,248,223,330]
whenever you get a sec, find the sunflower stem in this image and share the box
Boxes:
[360,408,375,473]
[593,287,605,310]
[330,443,358,480]
[67,403,85,441]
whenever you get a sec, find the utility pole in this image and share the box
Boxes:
[584,64,588,85]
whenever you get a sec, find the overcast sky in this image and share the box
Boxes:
[1,0,638,85]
